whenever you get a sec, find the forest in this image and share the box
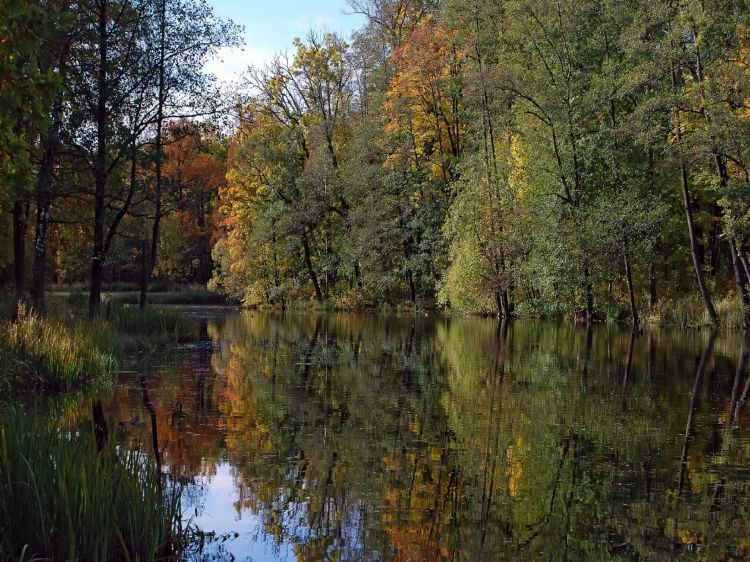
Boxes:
[2,0,750,327]
[3,2,750,560]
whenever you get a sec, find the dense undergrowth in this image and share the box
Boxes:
[0,406,187,561]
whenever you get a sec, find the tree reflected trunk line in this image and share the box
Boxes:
[671,331,716,547]
[300,317,322,388]
[676,331,716,498]
[581,323,593,383]
[519,436,572,548]
[480,320,509,552]
[562,435,580,561]
[92,399,108,452]
[620,328,637,411]
[709,335,748,512]
[141,375,162,490]
[732,335,750,426]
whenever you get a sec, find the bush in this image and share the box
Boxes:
[0,406,187,561]
[0,308,114,392]
[335,290,375,311]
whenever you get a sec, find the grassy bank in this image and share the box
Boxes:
[647,295,744,328]
[0,301,195,393]
[51,285,229,306]
[0,406,187,561]
[0,311,114,392]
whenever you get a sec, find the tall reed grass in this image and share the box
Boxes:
[0,310,114,392]
[0,407,187,561]
[106,301,195,348]
[648,295,744,328]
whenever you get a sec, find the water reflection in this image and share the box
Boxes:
[96,312,750,561]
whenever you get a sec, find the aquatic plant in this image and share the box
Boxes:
[0,406,187,561]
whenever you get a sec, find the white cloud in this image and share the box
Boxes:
[288,13,336,32]
[204,44,276,84]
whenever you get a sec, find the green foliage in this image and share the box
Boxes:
[0,0,62,189]
[0,406,186,561]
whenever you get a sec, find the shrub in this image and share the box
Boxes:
[335,290,375,311]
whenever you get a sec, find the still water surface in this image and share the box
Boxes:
[88,310,750,561]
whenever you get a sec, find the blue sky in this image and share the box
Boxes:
[205,0,365,83]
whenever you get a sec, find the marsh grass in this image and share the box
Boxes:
[105,301,196,349]
[648,294,744,328]
[0,406,187,561]
[0,310,114,392]
[0,299,196,392]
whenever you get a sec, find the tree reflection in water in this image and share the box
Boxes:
[96,312,750,561]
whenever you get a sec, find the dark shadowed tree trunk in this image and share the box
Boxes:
[89,0,109,317]
[302,227,323,302]
[140,0,167,311]
[12,200,28,301]
[670,62,718,328]
[31,82,65,311]
[730,237,750,330]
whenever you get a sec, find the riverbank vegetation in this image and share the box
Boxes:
[0,308,113,392]
[209,0,750,331]
[2,0,750,331]
[0,406,186,561]
[0,300,194,393]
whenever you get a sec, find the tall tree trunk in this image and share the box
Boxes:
[730,237,750,330]
[140,0,167,311]
[739,243,750,286]
[302,227,323,302]
[31,88,63,311]
[647,146,657,310]
[197,193,211,283]
[89,0,109,317]
[676,330,716,497]
[12,200,27,301]
[583,265,594,322]
[648,261,657,311]
[495,289,510,319]
[670,63,718,327]
[624,251,639,329]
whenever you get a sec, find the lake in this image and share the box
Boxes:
[81,309,750,561]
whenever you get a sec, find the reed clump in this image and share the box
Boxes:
[106,300,195,348]
[0,307,114,392]
[648,295,743,328]
[0,406,187,561]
